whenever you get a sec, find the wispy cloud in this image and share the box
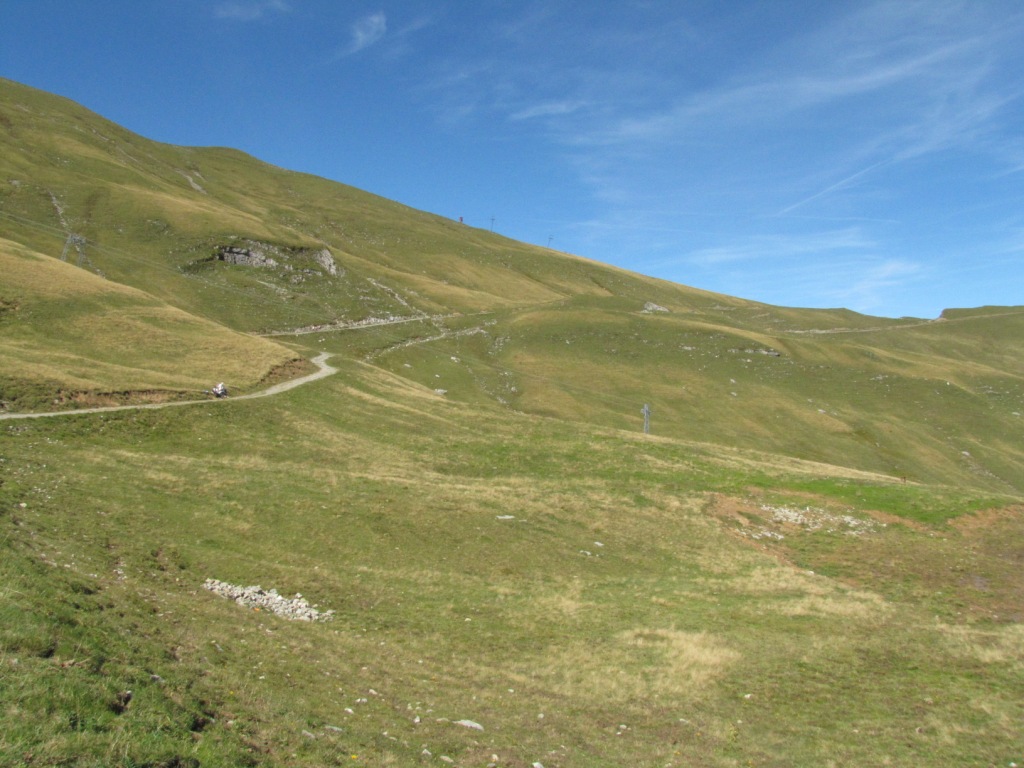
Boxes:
[415,58,499,127]
[833,259,922,313]
[689,252,922,315]
[776,162,892,216]
[356,2,1021,315]
[510,100,589,121]
[335,12,387,57]
[378,15,435,60]
[549,1,1023,223]
[582,24,996,148]
[684,229,876,268]
[214,0,290,21]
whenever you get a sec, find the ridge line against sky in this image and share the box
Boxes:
[2,0,1023,318]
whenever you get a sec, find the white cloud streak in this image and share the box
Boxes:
[214,0,290,21]
[510,100,589,121]
[684,229,877,268]
[390,2,1022,315]
[339,12,387,57]
[776,162,892,216]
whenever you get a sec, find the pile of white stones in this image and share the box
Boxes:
[202,579,334,622]
[761,504,883,535]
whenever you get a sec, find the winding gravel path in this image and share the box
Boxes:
[0,352,338,421]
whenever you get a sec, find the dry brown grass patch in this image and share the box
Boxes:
[528,629,740,702]
[937,622,1024,666]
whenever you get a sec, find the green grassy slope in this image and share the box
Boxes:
[360,301,1024,491]
[3,77,1021,493]
[1,361,1021,767]
[0,236,299,411]
[2,77,1024,767]
[0,77,697,328]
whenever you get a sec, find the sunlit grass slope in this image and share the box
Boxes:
[359,300,1024,492]
[1,361,1021,767]
[0,236,298,410]
[1,77,710,330]
[3,75,1023,488]
[2,77,1023,768]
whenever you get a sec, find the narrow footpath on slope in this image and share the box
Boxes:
[0,352,338,422]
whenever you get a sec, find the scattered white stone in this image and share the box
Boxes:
[202,579,334,622]
[455,719,484,731]
[742,528,784,541]
[759,505,883,536]
[496,515,516,520]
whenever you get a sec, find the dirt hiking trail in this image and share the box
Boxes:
[0,353,338,421]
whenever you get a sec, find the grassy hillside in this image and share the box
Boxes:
[2,358,1022,767]
[1,78,1023,766]
[0,236,300,411]
[3,77,1022,491]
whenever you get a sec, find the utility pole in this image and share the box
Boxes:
[547,235,553,248]
[490,216,495,232]
[641,403,651,435]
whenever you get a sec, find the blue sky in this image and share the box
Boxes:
[3,1,1024,318]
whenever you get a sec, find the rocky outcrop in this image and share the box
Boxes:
[208,240,341,278]
[313,249,337,275]
[216,244,279,268]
